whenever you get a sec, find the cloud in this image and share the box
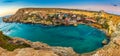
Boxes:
[112,4,118,7]
[2,0,15,3]
[110,1,120,7]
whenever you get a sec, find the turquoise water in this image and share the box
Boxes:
[0,18,107,53]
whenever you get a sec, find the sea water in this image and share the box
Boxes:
[0,18,107,53]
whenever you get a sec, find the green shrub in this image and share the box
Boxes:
[0,31,31,51]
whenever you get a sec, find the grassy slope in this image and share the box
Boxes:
[0,31,30,51]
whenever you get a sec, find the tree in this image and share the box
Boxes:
[102,21,109,29]
[96,16,102,22]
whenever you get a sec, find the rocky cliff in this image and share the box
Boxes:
[1,8,120,56]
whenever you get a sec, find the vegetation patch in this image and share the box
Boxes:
[0,31,31,51]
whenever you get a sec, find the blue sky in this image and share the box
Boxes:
[0,0,120,16]
[1,0,119,6]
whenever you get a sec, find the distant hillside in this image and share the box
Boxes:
[2,8,120,35]
[3,8,120,23]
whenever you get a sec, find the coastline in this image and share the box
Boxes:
[1,8,120,56]
[0,23,110,56]
[2,21,110,53]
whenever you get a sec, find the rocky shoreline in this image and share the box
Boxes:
[0,29,120,56]
[0,31,79,56]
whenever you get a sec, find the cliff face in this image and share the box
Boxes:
[82,20,120,56]
[91,33,120,56]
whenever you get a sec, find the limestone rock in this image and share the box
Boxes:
[102,39,108,45]
[91,37,120,56]
[0,37,79,56]
[113,37,120,46]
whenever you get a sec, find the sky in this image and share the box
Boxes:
[0,0,120,16]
